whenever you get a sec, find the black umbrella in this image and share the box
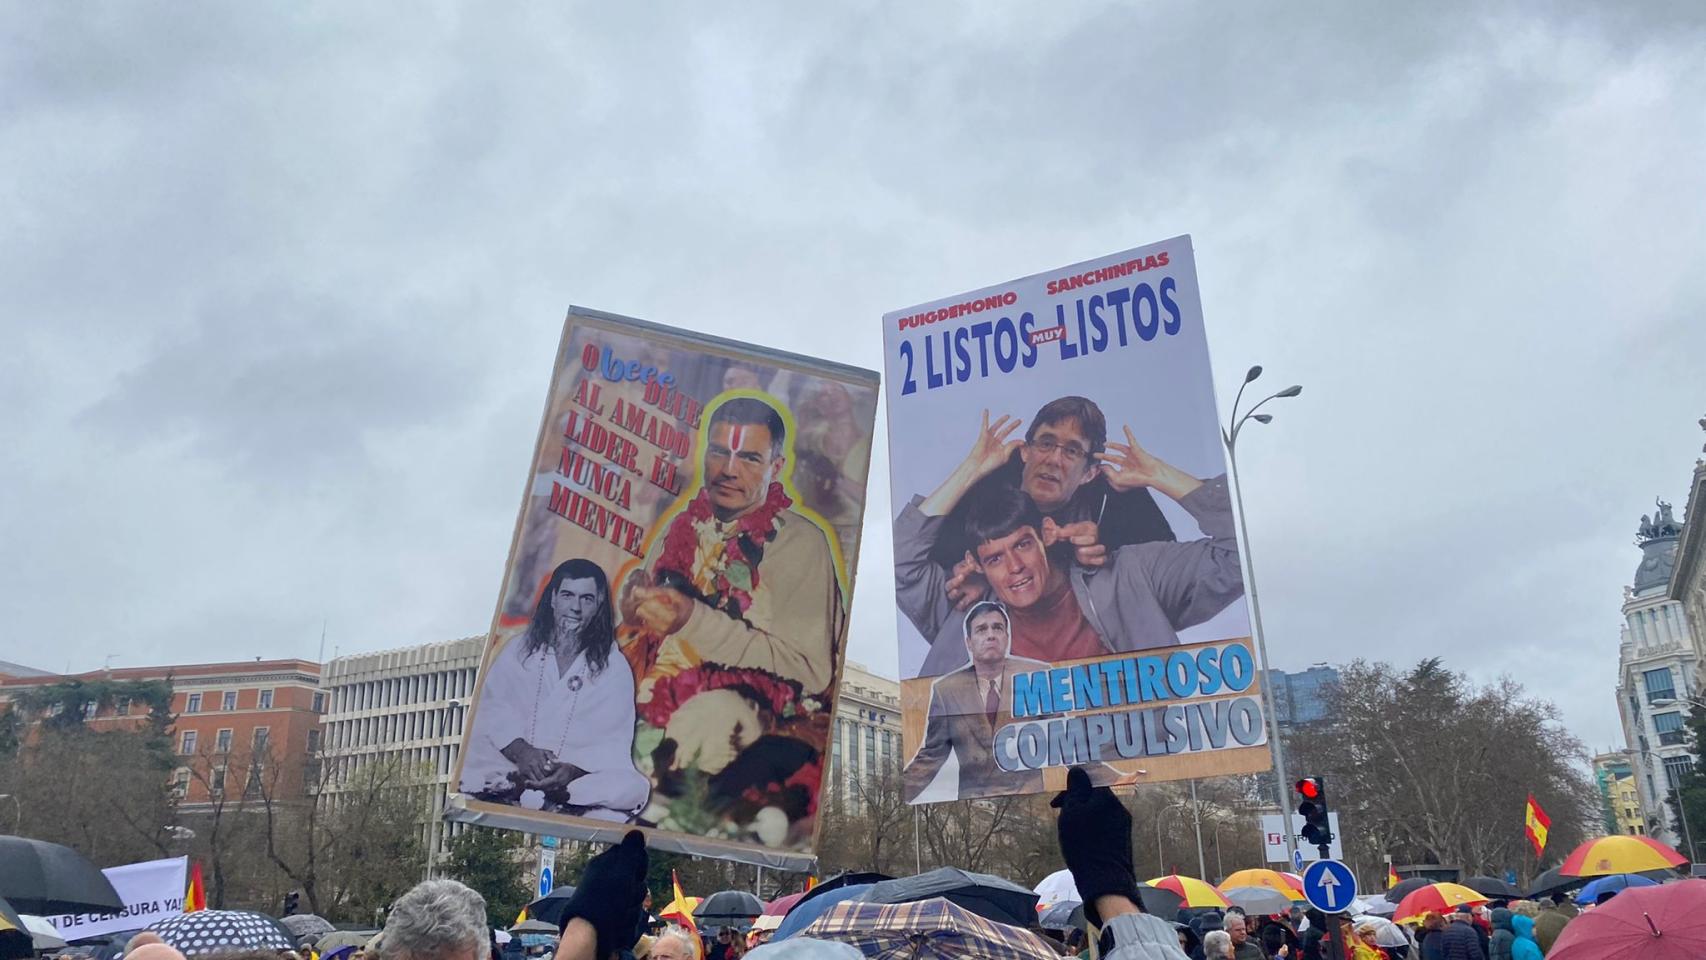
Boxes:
[788,871,893,916]
[521,886,579,928]
[1133,882,1185,918]
[1526,866,1588,899]
[1462,876,1523,899]
[1387,878,1431,902]
[695,890,763,928]
[860,867,1038,927]
[0,836,124,916]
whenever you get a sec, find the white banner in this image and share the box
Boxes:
[47,856,188,940]
[1261,813,1343,863]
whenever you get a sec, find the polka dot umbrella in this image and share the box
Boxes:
[149,910,295,955]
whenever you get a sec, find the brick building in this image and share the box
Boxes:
[0,659,324,808]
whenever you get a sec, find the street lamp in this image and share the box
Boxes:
[1222,364,1303,865]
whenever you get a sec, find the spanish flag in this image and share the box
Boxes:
[659,871,697,933]
[185,862,207,913]
[514,907,527,925]
[1525,794,1551,856]
[1386,864,1400,889]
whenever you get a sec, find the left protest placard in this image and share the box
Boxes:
[448,307,879,871]
[48,857,188,940]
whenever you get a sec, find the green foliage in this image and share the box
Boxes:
[443,828,534,930]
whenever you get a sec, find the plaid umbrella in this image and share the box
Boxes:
[801,897,1056,960]
[149,910,294,955]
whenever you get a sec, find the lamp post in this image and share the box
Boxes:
[1157,800,1188,876]
[1222,365,1303,865]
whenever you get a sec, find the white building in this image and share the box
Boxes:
[1615,501,1698,850]
[319,636,485,873]
[826,660,901,808]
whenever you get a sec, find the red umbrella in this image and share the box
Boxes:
[764,891,806,916]
[1548,878,1706,960]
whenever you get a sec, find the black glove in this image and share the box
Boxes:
[558,830,649,959]
[1052,765,1140,927]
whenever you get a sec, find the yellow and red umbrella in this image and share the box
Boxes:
[1218,869,1305,901]
[1558,835,1687,877]
[1146,874,1230,908]
[1393,883,1488,922]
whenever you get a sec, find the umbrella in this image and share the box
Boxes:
[775,884,874,942]
[316,930,379,954]
[747,940,865,959]
[1031,870,1078,910]
[1035,900,1082,931]
[509,920,559,935]
[1548,878,1706,960]
[789,874,892,919]
[148,910,294,956]
[0,836,125,916]
[1352,916,1411,950]
[280,915,336,939]
[1386,878,1431,902]
[1573,873,1660,904]
[1131,883,1184,918]
[523,885,579,927]
[1392,883,1488,922]
[802,897,1057,960]
[1218,869,1304,901]
[766,892,808,917]
[1144,875,1229,909]
[1462,876,1523,899]
[1220,887,1293,914]
[1559,835,1688,877]
[1360,897,1397,917]
[696,890,765,928]
[18,916,67,951]
[861,869,1038,928]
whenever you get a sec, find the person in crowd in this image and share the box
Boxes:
[896,411,1243,677]
[1256,914,1297,958]
[125,945,184,960]
[1531,898,1571,954]
[1437,909,1486,960]
[646,927,697,960]
[461,557,650,820]
[1224,913,1264,960]
[1298,909,1328,960]
[1486,907,1513,960]
[377,879,489,960]
[1202,931,1234,960]
[1504,901,1537,920]
[1507,915,1539,960]
[124,934,166,955]
[1415,914,1445,960]
[1351,920,1390,960]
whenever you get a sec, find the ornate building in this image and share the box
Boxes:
[1614,497,1699,850]
[1669,416,1706,670]
[824,660,901,809]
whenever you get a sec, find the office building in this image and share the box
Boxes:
[825,660,901,809]
[1267,665,1339,727]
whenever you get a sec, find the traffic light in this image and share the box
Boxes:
[1295,777,1333,848]
[283,890,300,916]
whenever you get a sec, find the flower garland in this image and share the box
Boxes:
[654,482,793,623]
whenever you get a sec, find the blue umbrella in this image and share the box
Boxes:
[1574,873,1659,904]
[774,885,873,942]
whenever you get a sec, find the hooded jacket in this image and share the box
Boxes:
[1508,916,1541,960]
[1531,906,1569,954]
[1487,909,1514,960]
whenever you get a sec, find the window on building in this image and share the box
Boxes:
[186,693,202,713]
[1663,755,1695,789]
[253,727,271,753]
[222,691,237,711]
[180,730,198,754]
[1654,712,1687,746]
[259,689,274,709]
[865,726,876,772]
[312,692,325,713]
[116,696,132,714]
[210,765,226,797]
[215,729,233,753]
[308,729,321,753]
[1644,668,1677,704]
[82,701,98,720]
[171,768,190,798]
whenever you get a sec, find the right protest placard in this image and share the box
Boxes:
[882,236,1272,803]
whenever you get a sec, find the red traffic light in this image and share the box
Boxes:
[1295,778,1322,800]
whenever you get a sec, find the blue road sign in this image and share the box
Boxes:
[1302,859,1358,914]
[538,866,554,897]
[1292,848,1305,872]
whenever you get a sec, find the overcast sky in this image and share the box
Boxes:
[5,3,1704,755]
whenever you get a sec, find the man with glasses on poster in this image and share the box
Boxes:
[895,406,1244,675]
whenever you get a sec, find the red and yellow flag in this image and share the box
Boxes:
[659,871,697,933]
[185,862,206,913]
[1525,794,1551,855]
[1386,864,1400,889]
